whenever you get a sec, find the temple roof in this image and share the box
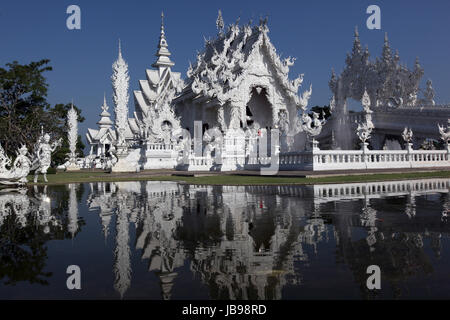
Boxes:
[176,16,308,108]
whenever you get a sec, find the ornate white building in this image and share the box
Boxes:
[86,12,314,171]
[321,28,450,150]
[85,12,450,172]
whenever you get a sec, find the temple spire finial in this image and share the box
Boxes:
[216,9,224,33]
[102,92,108,112]
[118,39,123,60]
[153,12,174,68]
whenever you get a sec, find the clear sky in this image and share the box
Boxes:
[1,0,449,143]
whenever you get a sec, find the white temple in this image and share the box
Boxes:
[84,11,450,173]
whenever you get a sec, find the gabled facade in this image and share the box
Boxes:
[174,17,311,141]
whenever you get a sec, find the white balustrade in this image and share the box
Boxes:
[278,148,450,171]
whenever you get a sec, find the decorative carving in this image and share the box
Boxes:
[438,120,450,144]
[66,103,80,170]
[356,90,374,146]
[0,144,32,185]
[422,79,436,106]
[330,29,425,109]
[402,127,413,144]
[356,122,372,144]
[189,17,310,113]
[112,40,130,147]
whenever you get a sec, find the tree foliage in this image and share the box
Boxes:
[0,60,85,165]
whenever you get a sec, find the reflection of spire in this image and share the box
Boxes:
[360,196,377,251]
[405,191,416,219]
[68,184,79,238]
[101,212,112,241]
[156,271,178,300]
[114,198,131,298]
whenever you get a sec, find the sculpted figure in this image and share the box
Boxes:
[12,145,32,184]
[33,133,62,183]
[0,144,32,185]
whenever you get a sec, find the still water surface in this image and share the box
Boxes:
[0,178,449,299]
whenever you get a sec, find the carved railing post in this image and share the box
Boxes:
[447,142,450,161]
[406,142,414,167]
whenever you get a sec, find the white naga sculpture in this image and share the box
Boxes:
[0,144,32,185]
[32,129,62,183]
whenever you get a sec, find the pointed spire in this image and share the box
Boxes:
[98,94,113,128]
[153,12,175,68]
[216,9,224,34]
[381,32,392,64]
[102,92,108,111]
[118,39,123,60]
[351,26,361,56]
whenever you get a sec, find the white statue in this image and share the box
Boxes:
[356,90,374,147]
[423,79,436,106]
[0,144,32,185]
[402,127,413,144]
[438,119,450,144]
[33,131,62,183]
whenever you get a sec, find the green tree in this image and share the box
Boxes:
[0,60,85,166]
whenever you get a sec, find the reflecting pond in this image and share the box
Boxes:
[0,178,450,299]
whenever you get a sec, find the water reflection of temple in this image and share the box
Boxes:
[3,177,448,298]
[0,184,83,286]
[84,178,450,299]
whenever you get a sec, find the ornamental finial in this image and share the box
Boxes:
[118,38,122,60]
[216,9,224,33]
[153,12,174,68]
[102,92,108,112]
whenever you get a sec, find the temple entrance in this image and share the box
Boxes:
[104,144,111,157]
[246,87,272,129]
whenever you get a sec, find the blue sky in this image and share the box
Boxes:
[1,0,449,142]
